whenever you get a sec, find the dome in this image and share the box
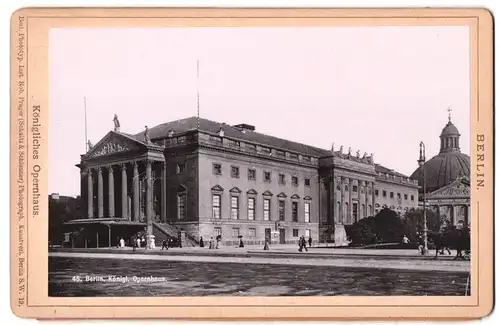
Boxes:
[440,121,460,137]
[410,152,470,193]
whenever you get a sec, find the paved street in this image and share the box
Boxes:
[49,249,470,297]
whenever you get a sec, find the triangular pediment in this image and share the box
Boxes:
[246,189,258,195]
[85,131,145,159]
[230,187,242,194]
[211,185,224,192]
[304,195,312,201]
[262,190,273,197]
[427,178,470,198]
[291,194,300,200]
[277,192,287,198]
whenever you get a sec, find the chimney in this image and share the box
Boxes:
[233,123,255,132]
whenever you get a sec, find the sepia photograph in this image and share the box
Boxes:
[46,25,472,297]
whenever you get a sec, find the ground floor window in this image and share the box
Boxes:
[293,229,299,237]
[304,202,310,223]
[177,193,186,219]
[278,200,285,221]
[249,228,256,237]
[232,227,240,237]
[212,194,221,219]
[214,227,222,237]
[305,229,311,238]
[230,196,239,219]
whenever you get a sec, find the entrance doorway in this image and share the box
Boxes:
[265,228,271,244]
[279,229,286,244]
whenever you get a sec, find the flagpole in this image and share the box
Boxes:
[84,96,88,152]
[197,59,200,131]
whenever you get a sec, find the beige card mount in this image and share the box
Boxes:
[10,7,493,320]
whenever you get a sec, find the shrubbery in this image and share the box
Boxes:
[346,208,447,247]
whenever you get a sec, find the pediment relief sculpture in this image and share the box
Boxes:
[88,140,131,158]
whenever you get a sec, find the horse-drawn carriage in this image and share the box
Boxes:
[428,227,470,260]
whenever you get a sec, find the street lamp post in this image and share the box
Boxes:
[418,141,429,255]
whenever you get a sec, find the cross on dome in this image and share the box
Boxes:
[447,105,452,122]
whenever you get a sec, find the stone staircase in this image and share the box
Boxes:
[152,222,199,247]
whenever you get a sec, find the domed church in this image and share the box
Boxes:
[410,113,470,228]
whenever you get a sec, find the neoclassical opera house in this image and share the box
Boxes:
[65,114,468,248]
[410,115,471,228]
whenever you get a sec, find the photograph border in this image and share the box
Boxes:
[10,7,493,320]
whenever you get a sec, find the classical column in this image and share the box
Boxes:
[332,177,338,224]
[450,205,455,225]
[87,168,93,218]
[133,162,140,222]
[121,164,128,220]
[363,181,368,219]
[97,167,104,218]
[340,177,346,224]
[161,162,167,223]
[371,182,376,216]
[145,160,154,248]
[107,166,115,217]
[348,178,353,224]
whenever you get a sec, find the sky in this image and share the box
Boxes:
[49,26,470,196]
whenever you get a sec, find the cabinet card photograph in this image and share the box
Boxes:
[10,7,493,320]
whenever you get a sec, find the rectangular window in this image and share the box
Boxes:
[177,193,186,219]
[375,189,379,196]
[353,185,358,192]
[390,192,394,198]
[264,171,271,182]
[245,143,257,151]
[382,190,387,197]
[263,199,271,220]
[292,201,298,222]
[276,150,285,157]
[352,202,358,221]
[230,196,239,219]
[305,229,311,238]
[213,163,222,175]
[305,202,310,223]
[177,163,186,174]
[212,194,221,219]
[278,200,285,221]
[411,195,415,201]
[279,174,286,185]
[232,227,240,237]
[289,153,298,160]
[304,178,311,187]
[227,139,240,147]
[214,227,222,237]
[292,176,298,186]
[293,229,299,237]
[397,193,401,199]
[248,169,256,180]
[404,194,408,200]
[247,197,255,220]
[231,166,240,178]
[302,156,311,163]
[249,228,256,237]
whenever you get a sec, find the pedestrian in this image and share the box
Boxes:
[263,238,269,250]
[308,236,312,247]
[216,235,221,249]
[162,239,168,250]
[141,237,146,249]
[120,238,125,248]
[402,235,410,244]
[200,236,204,248]
[209,237,214,249]
[132,236,137,251]
[418,236,424,255]
[302,236,308,252]
[239,237,244,248]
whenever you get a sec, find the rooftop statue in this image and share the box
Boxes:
[113,114,120,132]
[144,125,151,143]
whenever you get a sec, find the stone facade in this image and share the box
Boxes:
[76,117,419,246]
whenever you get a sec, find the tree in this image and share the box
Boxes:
[48,195,82,244]
[402,209,449,242]
[346,208,406,246]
